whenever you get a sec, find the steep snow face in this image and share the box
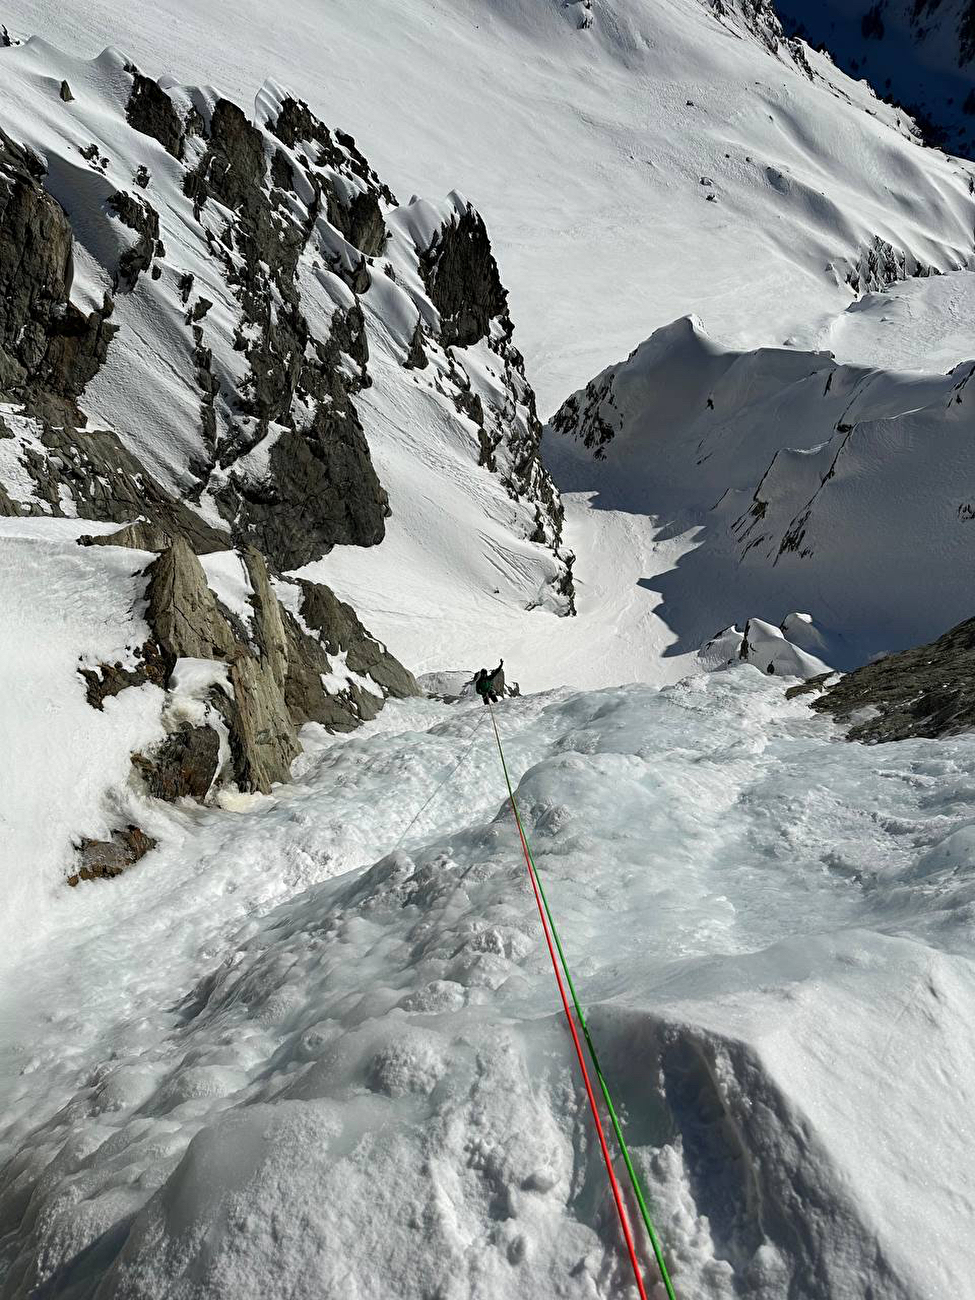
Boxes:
[549,310,975,668]
[3,675,975,1298]
[0,40,571,607]
[0,518,167,954]
[780,0,975,157]
[4,0,975,413]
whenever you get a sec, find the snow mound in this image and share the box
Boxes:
[699,613,835,677]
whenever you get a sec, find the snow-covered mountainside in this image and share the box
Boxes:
[0,38,570,600]
[780,0,975,157]
[4,1,975,1298]
[5,0,975,413]
[549,306,975,669]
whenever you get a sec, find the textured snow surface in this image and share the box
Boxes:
[3,675,975,1297]
[6,0,975,413]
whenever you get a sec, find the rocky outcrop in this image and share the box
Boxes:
[708,0,812,74]
[135,536,417,793]
[106,189,163,290]
[548,372,617,457]
[132,725,220,801]
[0,124,230,549]
[125,71,185,158]
[283,577,419,730]
[294,579,417,698]
[81,519,178,552]
[68,825,156,885]
[179,95,390,568]
[79,638,170,709]
[845,235,937,295]
[145,535,238,662]
[268,94,395,256]
[0,127,117,422]
[222,396,388,571]
[420,204,507,349]
[809,617,975,742]
[3,415,231,551]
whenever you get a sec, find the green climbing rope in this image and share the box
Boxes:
[487,702,678,1300]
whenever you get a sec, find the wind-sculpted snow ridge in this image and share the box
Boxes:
[550,311,975,668]
[699,612,836,676]
[5,0,975,412]
[2,674,975,1298]
[0,38,572,610]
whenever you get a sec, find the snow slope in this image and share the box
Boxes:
[5,0,975,413]
[3,674,975,1298]
[549,308,975,670]
[781,0,975,157]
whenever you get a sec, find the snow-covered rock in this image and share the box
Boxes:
[0,41,573,613]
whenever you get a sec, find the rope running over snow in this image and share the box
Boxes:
[390,709,489,853]
[488,701,678,1300]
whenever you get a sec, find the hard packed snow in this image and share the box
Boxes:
[3,676,975,1297]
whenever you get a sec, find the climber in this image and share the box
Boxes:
[474,660,505,705]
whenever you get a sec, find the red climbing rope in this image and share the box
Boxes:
[490,708,650,1299]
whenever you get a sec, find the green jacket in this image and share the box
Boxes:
[475,663,504,696]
